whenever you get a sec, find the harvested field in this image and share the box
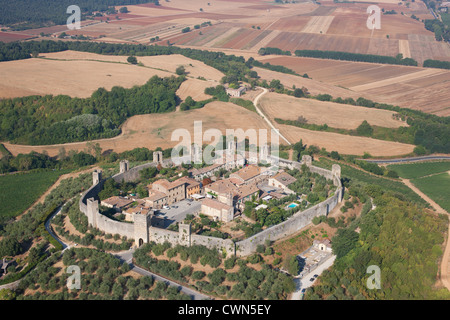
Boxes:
[3,101,272,157]
[301,16,335,34]
[0,32,33,42]
[0,56,174,99]
[0,51,222,99]
[252,66,368,100]
[349,68,446,92]
[265,32,371,54]
[255,56,450,115]
[258,92,406,129]
[247,30,282,52]
[398,39,411,59]
[266,16,312,32]
[137,54,224,81]
[176,78,217,102]
[278,124,415,156]
[201,26,241,47]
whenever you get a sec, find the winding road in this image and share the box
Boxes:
[253,87,292,145]
[44,200,209,300]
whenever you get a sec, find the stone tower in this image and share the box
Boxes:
[92,170,102,186]
[86,197,99,228]
[302,155,312,166]
[119,160,129,174]
[153,151,163,166]
[134,211,152,247]
[260,143,271,163]
[332,164,341,179]
[190,143,202,165]
[226,139,236,156]
[178,224,191,247]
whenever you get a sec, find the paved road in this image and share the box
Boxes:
[253,87,292,145]
[44,204,69,250]
[45,201,209,300]
[114,249,209,300]
[291,255,336,300]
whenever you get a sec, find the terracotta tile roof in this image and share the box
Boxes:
[271,171,297,186]
[152,178,186,190]
[177,176,200,188]
[144,191,168,202]
[101,196,134,208]
[206,179,238,194]
[236,183,260,200]
[231,165,261,182]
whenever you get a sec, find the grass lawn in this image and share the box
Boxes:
[0,169,72,221]
[387,161,450,179]
[411,173,450,212]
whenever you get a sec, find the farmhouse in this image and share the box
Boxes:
[439,2,450,12]
[226,85,247,97]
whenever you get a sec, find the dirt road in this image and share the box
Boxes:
[253,87,291,145]
[401,178,450,291]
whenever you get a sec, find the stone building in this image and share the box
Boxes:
[229,164,261,186]
[268,171,297,192]
[226,86,247,97]
[177,176,201,198]
[100,196,134,212]
[234,183,260,210]
[204,179,238,204]
[151,179,186,205]
[144,191,168,209]
[201,198,234,223]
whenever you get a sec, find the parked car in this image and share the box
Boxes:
[314,274,319,278]
[310,277,315,281]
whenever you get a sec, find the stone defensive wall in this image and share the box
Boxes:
[235,155,343,256]
[79,153,342,257]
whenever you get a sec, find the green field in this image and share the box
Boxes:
[314,158,428,206]
[387,161,450,179]
[0,169,72,221]
[411,173,450,212]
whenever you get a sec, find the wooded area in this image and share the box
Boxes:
[0,0,159,30]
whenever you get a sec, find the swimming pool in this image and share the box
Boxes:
[288,203,299,208]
